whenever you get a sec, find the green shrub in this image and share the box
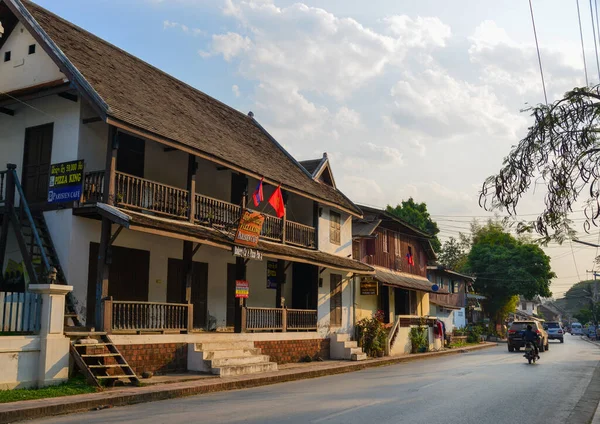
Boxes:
[409,326,428,353]
[355,311,388,357]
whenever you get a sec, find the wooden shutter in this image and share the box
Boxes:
[329,211,341,245]
[329,274,342,326]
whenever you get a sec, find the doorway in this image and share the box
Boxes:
[292,263,318,309]
[226,263,236,327]
[86,243,150,324]
[166,258,208,329]
[379,285,390,324]
[22,123,53,205]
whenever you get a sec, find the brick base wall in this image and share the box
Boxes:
[116,343,187,375]
[254,339,330,364]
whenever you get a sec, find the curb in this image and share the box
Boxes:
[0,343,497,423]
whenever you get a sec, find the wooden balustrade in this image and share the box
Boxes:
[286,308,318,330]
[261,214,282,241]
[0,292,42,333]
[195,193,241,228]
[82,171,105,203]
[82,171,317,248]
[243,307,317,332]
[285,221,316,248]
[0,170,6,205]
[104,298,193,333]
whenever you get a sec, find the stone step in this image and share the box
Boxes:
[345,347,363,356]
[351,353,368,361]
[204,348,262,359]
[333,333,349,342]
[197,341,255,351]
[208,355,271,367]
[212,362,278,377]
[344,341,358,349]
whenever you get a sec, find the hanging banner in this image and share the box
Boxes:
[267,261,278,289]
[234,210,265,247]
[48,159,85,203]
[233,246,263,261]
[360,276,378,295]
[235,280,249,298]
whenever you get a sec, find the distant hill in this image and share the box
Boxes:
[555,280,599,317]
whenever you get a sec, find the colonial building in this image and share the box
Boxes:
[427,265,475,331]
[351,205,438,355]
[0,0,372,382]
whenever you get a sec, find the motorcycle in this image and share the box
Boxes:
[524,342,537,364]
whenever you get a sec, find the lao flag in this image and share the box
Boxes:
[406,253,414,266]
[252,178,264,207]
[268,185,285,218]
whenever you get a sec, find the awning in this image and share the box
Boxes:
[74,204,374,273]
[430,299,463,310]
[372,265,436,293]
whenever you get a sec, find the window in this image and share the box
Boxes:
[329,274,342,326]
[329,211,341,245]
[28,44,36,55]
[116,133,145,177]
[382,230,388,253]
[4,51,10,62]
[365,238,376,256]
[437,276,444,288]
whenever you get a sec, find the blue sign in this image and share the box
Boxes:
[431,284,440,292]
[48,160,84,204]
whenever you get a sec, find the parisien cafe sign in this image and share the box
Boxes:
[234,210,265,247]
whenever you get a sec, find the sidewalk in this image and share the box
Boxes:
[0,342,496,423]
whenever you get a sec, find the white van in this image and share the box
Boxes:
[571,322,583,335]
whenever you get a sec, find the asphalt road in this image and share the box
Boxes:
[32,336,600,424]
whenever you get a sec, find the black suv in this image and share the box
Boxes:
[508,321,548,352]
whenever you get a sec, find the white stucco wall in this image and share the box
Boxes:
[318,206,352,257]
[0,336,41,389]
[0,22,65,94]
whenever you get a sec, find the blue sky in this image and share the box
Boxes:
[32,0,600,295]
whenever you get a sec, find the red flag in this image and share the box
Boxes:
[268,185,285,218]
[252,178,264,207]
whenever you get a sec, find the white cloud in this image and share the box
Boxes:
[200,32,253,60]
[163,20,206,36]
[232,84,241,97]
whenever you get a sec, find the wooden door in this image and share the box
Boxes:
[166,258,208,329]
[86,243,150,324]
[116,133,145,178]
[230,173,247,206]
[292,263,318,310]
[22,123,53,205]
[226,263,236,327]
[329,273,342,327]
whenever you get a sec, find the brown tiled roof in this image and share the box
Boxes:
[19,0,361,216]
[299,159,323,176]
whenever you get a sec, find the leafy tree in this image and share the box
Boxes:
[480,86,600,242]
[467,222,555,327]
[574,308,594,325]
[387,198,441,251]
[437,237,468,271]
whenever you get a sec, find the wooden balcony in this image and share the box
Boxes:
[83,171,316,248]
[430,292,465,308]
[242,307,318,332]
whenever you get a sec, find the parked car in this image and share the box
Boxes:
[508,320,549,352]
[544,321,564,343]
[571,322,583,335]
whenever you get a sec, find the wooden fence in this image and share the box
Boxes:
[243,307,317,332]
[103,298,193,333]
[0,292,42,333]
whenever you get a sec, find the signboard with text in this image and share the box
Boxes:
[360,276,378,295]
[235,280,249,298]
[234,210,265,247]
[48,160,85,204]
[267,261,277,289]
[233,246,263,261]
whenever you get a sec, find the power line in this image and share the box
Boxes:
[591,0,600,80]
[577,0,590,86]
[529,0,548,104]
[571,240,582,281]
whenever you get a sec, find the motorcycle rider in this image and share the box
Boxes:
[523,324,540,359]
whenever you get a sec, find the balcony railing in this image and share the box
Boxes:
[430,292,465,308]
[82,171,317,248]
[103,298,193,333]
[242,307,317,332]
[0,170,6,206]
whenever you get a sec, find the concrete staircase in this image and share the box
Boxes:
[330,333,367,361]
[188,341,278,377]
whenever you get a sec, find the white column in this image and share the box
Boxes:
[28,284,73,387]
